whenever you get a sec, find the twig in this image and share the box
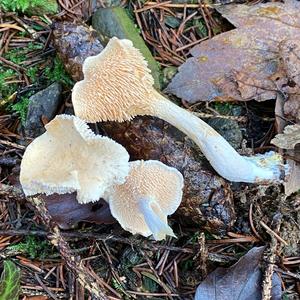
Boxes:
[274,266,300,281]
[134,1,172,13]
[0,23,25,32]
[0,184,236,263]
[28,196,108,300]
[261,216,282,300]
[140,2,209,9]
[0,56,26,71]
[35,273,60,300]
[262,239,277,300]
[259,220,288,246]
[249,203,263,241]
[0,229,194,254]
[194,232,208,278]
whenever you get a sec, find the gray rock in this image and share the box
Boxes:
[25,82,62,138]
[207,118,243,149]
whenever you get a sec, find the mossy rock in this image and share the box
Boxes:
[92,7,161,89]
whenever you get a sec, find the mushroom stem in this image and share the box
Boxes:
[152,93,283,183]
[138,197,176,240]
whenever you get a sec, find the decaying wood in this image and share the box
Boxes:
[101,117,236,233]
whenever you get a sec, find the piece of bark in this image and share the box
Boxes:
[100,117,235,233]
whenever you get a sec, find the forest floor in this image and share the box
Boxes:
[0,1,299,299]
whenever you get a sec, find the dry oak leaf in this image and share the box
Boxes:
[167,0,300,103]
[271,124,300,149]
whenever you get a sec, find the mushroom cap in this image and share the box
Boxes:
[72,37,157,123]
[107,160,184,238]
[20,114,129,203]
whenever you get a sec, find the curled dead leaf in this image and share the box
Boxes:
[42,193,115,229]
[195,247,282,300]
[271,124,300,150]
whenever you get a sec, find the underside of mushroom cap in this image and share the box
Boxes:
[107,160,184,239]
[72,37,157,123]
[20,114,130,203]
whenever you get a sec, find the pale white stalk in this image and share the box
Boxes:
[138,198,176,241]
[151,93,283,183]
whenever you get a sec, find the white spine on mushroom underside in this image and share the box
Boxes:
[138,198,176,241]
[107,160,184,240]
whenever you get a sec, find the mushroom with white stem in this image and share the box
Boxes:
[20,114,130,204]
[72,37,285,184]
[106,160,184,241]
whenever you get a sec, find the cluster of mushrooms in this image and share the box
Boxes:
[20,37,286,241]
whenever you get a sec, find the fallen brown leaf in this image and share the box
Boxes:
[42,193,115,229]
[167,0,300,103]
[271,124,300,195]
[195,246,282,300]
[271,124,300,150]
[280,39,300,120]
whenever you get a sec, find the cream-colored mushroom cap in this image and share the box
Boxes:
[72,37,158,122]
[20,114,129,204]
[107,160,184,240]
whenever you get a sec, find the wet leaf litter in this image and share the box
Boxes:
[0,0,299,299]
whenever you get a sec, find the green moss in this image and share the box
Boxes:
[7,236,54,260]
[26,66,39,82]
[212,102,234,115]
[11,96,30,125]
[44,57,73,87]
[3,49,26,65]
[27,42,43,50]
[0,0,58,15]
[0,66,18,103]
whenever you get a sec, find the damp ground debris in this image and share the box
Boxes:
[0,1,299,299]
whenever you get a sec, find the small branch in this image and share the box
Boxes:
[261,215,282,300]
[0,228,193,254]
[0,184,25,200]
[0,184,237,264]
[262,236,277,300]
[27,196,108,300]
[260,220,288,246]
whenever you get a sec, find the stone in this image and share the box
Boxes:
[207,118,243,150]
[25,82,62,138]
[52,22,104,82]
[92,7,161,89]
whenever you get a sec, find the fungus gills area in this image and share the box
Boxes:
[152,95,284,183]
[138,198,175,241]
